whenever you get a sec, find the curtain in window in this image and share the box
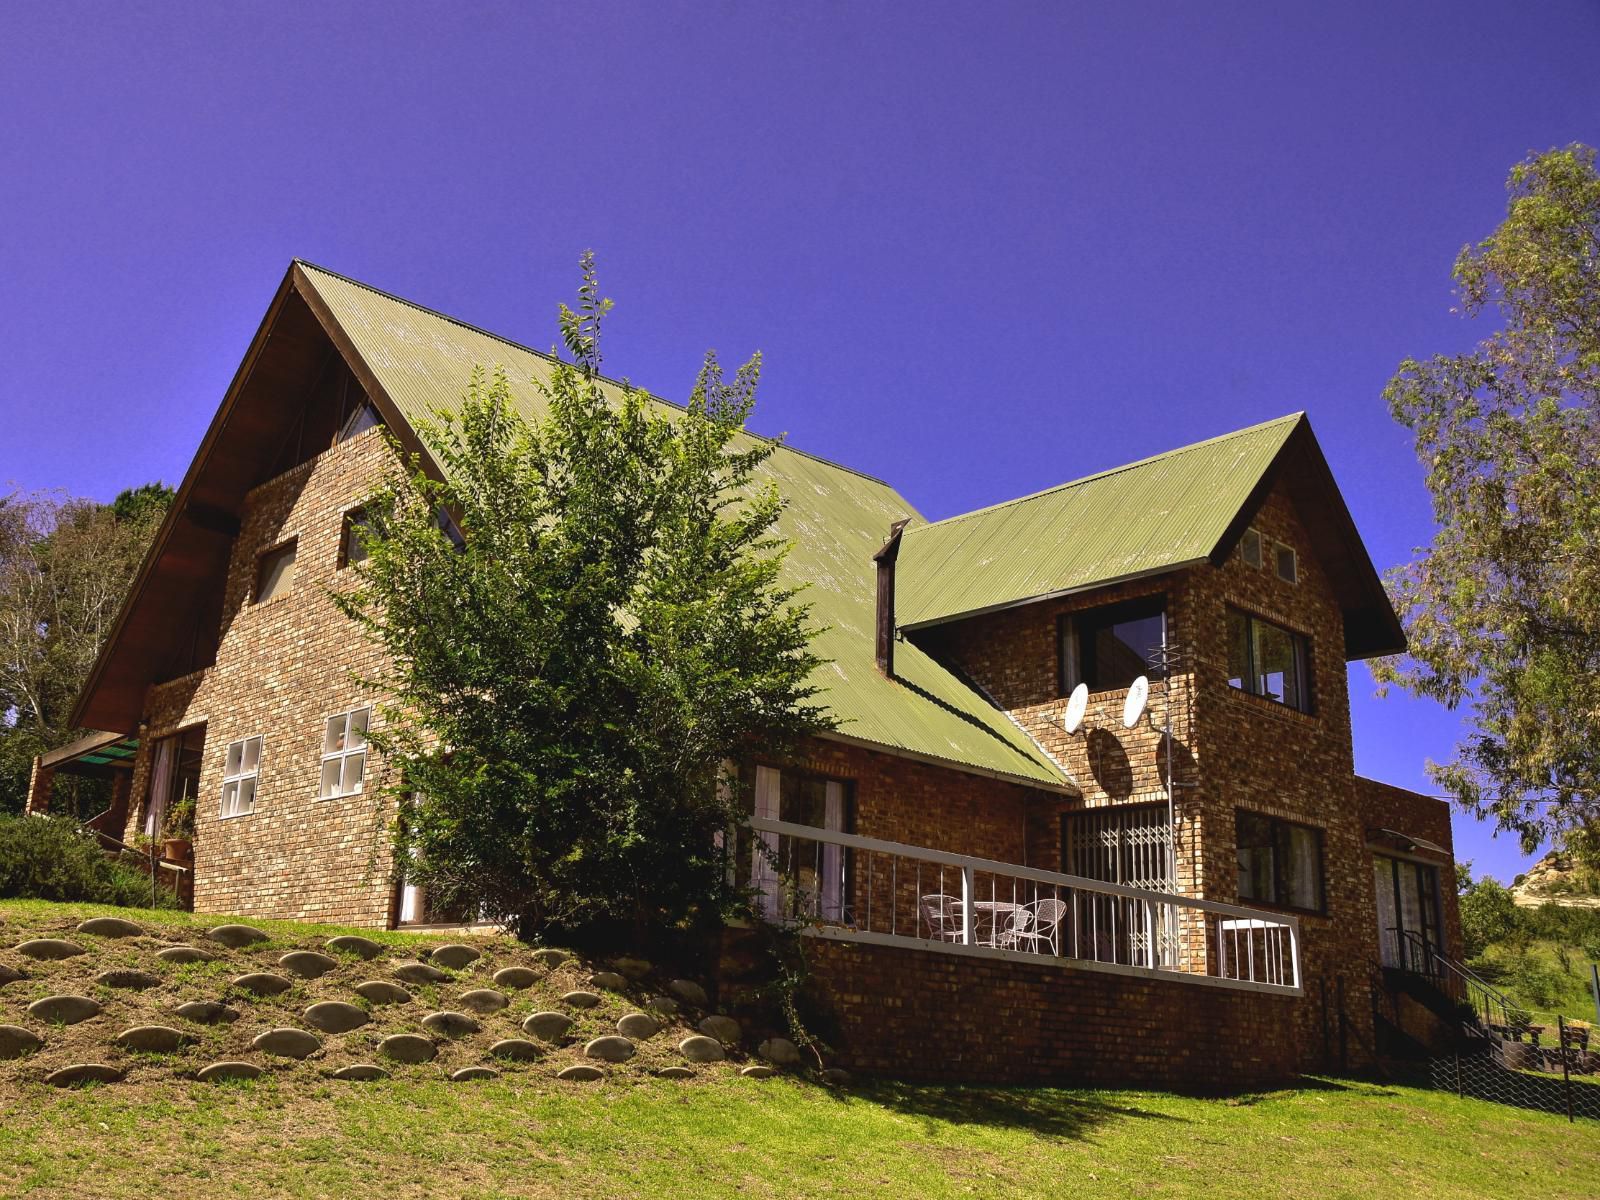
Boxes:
[144,737,176,839]
[752,766,782,920]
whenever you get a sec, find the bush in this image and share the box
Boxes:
[0,815,177,907]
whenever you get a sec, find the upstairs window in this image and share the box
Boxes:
[220,736,262,818]
[320,707,371,798]
[1240,528,1263,569]
[254,540,297,604]
[1226,608,1311,713]
[340,508,372,569]
[338,402,380,443]
[1059,596,1167,694]
[1236,810,1324,912]
[1275,544,1298,584]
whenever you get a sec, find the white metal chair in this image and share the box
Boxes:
[996,898,1067,954]
[919,894,963,942]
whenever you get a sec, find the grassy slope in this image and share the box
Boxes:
[1474,939,1600,1025]
[2,900,1596,1199]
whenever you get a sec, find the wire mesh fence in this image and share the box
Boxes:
[1398,1015,1600,1123]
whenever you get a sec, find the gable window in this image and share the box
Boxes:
[340,508,372,569]
[1275,544,1298,584]
[1226,608,1310,713]
[220,736,262,818]
[255,540,297,604]
[320,708,371,798]
[1059,596,1167,695]
[1240,528,1263,569]
[338,401,380,443]
[1236,810,1324,912]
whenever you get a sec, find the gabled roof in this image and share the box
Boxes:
[75,261,1073,793]
[896,413,1404,659]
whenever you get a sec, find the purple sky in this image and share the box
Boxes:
[3,2,1597,882]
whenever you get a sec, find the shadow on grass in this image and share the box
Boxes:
[850,1079,1186,1139]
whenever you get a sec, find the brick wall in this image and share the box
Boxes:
[1354,775,1463,963]
[121,425,400,926]
[803,936,1301,1090]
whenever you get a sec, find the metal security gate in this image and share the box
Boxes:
[1061,804,1174,890]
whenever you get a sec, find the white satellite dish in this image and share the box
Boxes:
[1122,675,1149,729]
[1062,683,1089,734]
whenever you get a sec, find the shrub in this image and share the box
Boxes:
[0,814,177,907]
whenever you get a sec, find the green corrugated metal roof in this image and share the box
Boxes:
[296,262,1073,792]
[895,414,1304,629]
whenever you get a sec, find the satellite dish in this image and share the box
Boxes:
[1122,675,1149,729]
[1062,683,1089,734]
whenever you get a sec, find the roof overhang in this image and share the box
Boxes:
[1367,826,1449,858]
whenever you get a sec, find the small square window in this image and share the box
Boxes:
[220,735,262,818]
[320,707,372,798]
[1241,529,1263,569]
[1275,545,1298,584]
[339,509,373,569]
[255,540,297,604]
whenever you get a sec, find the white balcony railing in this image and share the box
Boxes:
[749,817,1301,995]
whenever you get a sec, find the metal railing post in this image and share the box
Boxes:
[960,865,976,946]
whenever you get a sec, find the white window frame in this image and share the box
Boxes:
[1240,528,1263,569]
[320,707,371,799]
[220,736,262,819]
[1274,543,1299,584]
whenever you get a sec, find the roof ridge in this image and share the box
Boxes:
[905,411,1306,535]
[293,259,896,489]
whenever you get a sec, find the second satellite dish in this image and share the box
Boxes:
[1122,675,1149,729]
[1062,683,1089,734]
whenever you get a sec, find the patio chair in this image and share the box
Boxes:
[995,898,1067,954]
[919,893,963,942]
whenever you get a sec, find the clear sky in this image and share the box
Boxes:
[3,2,1597,882]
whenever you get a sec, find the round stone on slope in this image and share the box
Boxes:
[28,995,101,1025]
[740,1065,776,1079]
[531,948,568,969]
[613,957,651,980]
[557,1064,604,1081]
[656,1066,694,1079]
[326,935,384,960]
[252,1028,323,1059]
[197,1061,262,1082]
[279,951,338,979]
[616,1012,659,1040]
[698,1015,742,1044]
[758,1037,802,1067]
[589,971,627,991]
[821,1068,852,1087]
[207,924,269,948]
[392,961,449,984]
[522,1012,574,1042]
[174,1001,239,1025]
[330,1063,388,1081]
[116,1025,191,1053]
[429,944,480,970]
[355,980,412,1005]
[303,1001,369,1034]
[0,962,25,988]
[94,969,161,990]
[457,988,509,1014]
[420,1010,480,1038]
[378,1033,436,1063]
[584,1035,636,1063]
[450,1066,498,1082]
[76,916,144,939]
[489,1038,542,1062]
[232,972,293,997]
[646,995,679,1016]
[0,1024,43,1060]
[492,966,539,990]
[157,945,216,965]
[677,1035,725,1064]
[46,1063,123,1087]
[666,979,707,1007]
[560,990,601,1009]
[16,938,85,961]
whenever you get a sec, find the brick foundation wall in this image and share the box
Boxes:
[122,426,400,927]
[803,936,1301,1090]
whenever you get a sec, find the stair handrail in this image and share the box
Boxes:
[1397,929,1521,1031]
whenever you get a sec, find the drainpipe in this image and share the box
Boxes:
[873,519,911,678]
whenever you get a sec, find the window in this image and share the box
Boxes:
[338,402,380,443]
[340,509,371,568]
[220,736,262,818]
[320,708,370,798]
[1275,544,1298,584]
[1240,528,1263,569]
[1059,596,1167,694]
[1061,804,1173,890]
[747,765,850,922]
[255,540,297,604]
[1226,608,1311,712]
[1236,810,1324,912]
[1374,855,1443,970]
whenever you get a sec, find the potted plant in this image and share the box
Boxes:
[161,793,196,864]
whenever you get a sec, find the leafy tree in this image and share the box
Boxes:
[0,483,171,814]
[338,255,832,941]
[1377,145,1600,860]
[1456,864,1519,958]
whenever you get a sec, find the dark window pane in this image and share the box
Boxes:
[1067,598,1167,692]
[1226,608,1251,691]
[1236,811,1274,902]
[1253,620,1302,707]
[1236,809,1324,911]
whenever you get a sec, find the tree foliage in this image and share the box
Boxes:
[0,484,172,814]
[338,255,832,940]
[1377,145,1600,860]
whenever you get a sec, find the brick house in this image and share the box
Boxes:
[30,261,1461,1088]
